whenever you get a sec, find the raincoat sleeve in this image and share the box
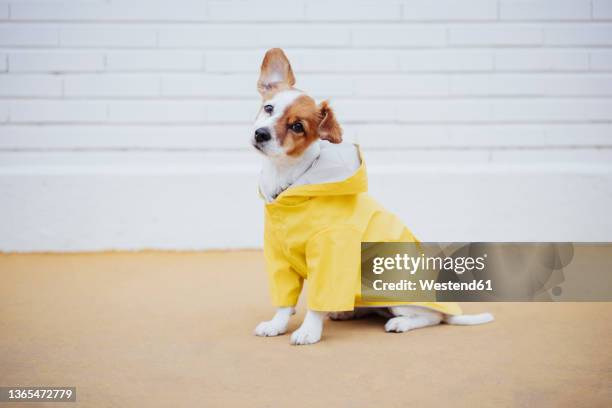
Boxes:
[305,226,361,312]
[264,227,303,308]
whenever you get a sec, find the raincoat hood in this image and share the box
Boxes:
[261,141,366,203]
[286,141,366,197]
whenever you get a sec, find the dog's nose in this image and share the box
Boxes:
[254,128,271,143]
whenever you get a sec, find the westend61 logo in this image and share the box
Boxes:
[372,253,487,275]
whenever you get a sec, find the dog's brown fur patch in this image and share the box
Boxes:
[274,95,320,157]
[271,95,344,157]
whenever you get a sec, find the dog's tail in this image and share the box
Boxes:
[443,313,494,325]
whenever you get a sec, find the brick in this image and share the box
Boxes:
[500,0,591,21]
[402,0,497,21]
[64,75,160,97]
[0,75,63,97]
[489,99,600,121]
[450,124,612,146]
[9,101,108,123]
[111,0,207,21]
[0,101,8,122]
[349,124,449,147]
[349,124,612,148]
[590,51,612,70]
[209,0,305,21]
[60,25,156,47]
[494,50,589,71]
[0,125,251,149]
[449,25,543,46]
[0,25,58,46]
[586,99,612,120]
[352,74,450,97]
[9,3,108,20]
[204,50,263,72]
[106,51,204,71]
[544,25,612,45]
[108,1,207,21]
[338,98,611,123]
[539,124,612,141]
[0,3,8,19]
[326,100,397,122]
[289,49,399,72]
[159,25,350,48]
[398,50,493,71]
[161,74,254,97]
[397,100,492,122]
[352,25,447,47]
[450,74,612,96]
[298,75,356,97]
[449,125,547,144]
[9,52,105,72]
[305,1,401,21]
[593,0,612,19]
[541,75,612,96]
[108,100,255,123]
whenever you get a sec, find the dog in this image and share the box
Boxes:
[251,48,493,345]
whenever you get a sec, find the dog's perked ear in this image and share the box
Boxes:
[257,48,296,95]
[318,101,343,144]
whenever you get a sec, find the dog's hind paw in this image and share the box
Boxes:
[328,311,356,321]
[254,320,287,337]
[384,316,414,333]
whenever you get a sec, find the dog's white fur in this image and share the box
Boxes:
[252,49,493,345]
[259,141,321,202]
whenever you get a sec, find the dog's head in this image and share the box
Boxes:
[251,48,342,159]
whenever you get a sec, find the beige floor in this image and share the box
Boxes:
[0,251,610,408]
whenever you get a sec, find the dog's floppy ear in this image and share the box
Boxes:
[257,48,296,95]
[318,101,342,144]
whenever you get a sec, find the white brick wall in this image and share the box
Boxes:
[1,0,612,251]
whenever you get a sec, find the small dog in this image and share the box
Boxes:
[252,48,493,345]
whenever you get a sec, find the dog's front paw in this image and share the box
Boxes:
[254,320,287,337]
[290,326,322,345]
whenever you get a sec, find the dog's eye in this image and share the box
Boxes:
[290,122,304,133]
[263,105,273,114]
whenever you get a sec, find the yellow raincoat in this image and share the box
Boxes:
[261,142,461,315]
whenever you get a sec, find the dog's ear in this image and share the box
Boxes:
[257,48,296,95]
[318,101,342,144]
